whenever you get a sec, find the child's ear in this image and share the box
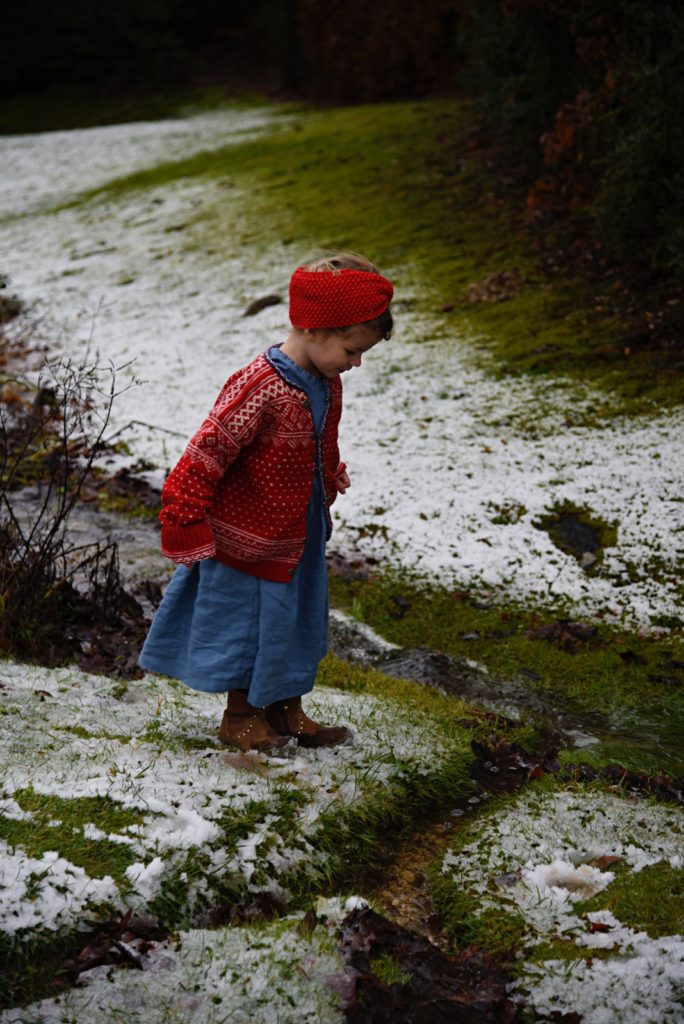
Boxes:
[307,328,331,343]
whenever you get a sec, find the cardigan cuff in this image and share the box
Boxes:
[161,522,216,564]
[335,461,347,478]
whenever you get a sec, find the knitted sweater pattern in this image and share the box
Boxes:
[159,352,343,582]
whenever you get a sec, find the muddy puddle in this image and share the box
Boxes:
[329,609,683,772]
[7,483,172,618]
[366,806,476,949]
[329,608,593,741]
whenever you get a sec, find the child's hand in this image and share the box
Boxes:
[335,469,351,494]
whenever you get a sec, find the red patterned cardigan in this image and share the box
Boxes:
[159,351,344,582]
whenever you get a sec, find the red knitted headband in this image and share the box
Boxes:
[289,267,394,329]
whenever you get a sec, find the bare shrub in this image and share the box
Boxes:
[0,355,145,667]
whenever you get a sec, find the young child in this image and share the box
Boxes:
[139,252,394,753]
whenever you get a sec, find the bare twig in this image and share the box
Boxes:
[0,352,140,657]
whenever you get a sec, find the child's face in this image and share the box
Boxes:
[306,325,382,379]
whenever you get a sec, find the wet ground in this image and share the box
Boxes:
[328,604,683,953]
[3,483,679,1011]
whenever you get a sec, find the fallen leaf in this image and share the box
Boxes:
[590,855,621,869]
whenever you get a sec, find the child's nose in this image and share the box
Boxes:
[351,353,362,367]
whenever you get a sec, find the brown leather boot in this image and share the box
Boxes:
[265,696,351,748]
[219,690,290,753]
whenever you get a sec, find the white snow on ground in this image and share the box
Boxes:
[1,107,683,624]
[0,106,281,219]
[441,788,684,935]
[441,787,684,1022]
[520,931,684,1024]
[0,660,453,938]
[0,917,345,1024]
[0,848,118,935]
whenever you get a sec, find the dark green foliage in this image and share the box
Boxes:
[294,0,460,102]
[2,0,681,308]
[0,0,296,98]
[454,0,585,157]
[590,5,684,271]
[456,1,684,273]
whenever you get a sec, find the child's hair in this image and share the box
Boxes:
[299,251,393,340]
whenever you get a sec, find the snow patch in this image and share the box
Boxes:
[0,106,681,624]
[125,857,167,902]
[441,788,684,1022]
[0,846,117,935]
[0,660,453,940]
[522,858,613,903]
[0,918,345,1023]
[515,931,684,1024]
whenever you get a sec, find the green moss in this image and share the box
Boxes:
[580,860,684,938]
[43,97,684,412]
[557,731,683,779]
[525,937,609,965]
[96,491,159,521]
[369,952,413,987]
[0,788,144,882]
[328,569,684,776]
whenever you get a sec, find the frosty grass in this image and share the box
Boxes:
[441,788,684,1022]
[2,104,683,1022]
[0,915,349,1024]
[0,662,450,938]
[1,108,682,626]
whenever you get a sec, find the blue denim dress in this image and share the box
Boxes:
[139,347,329,707]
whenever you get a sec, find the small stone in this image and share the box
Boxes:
[243,294,282,317]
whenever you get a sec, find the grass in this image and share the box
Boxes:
[0,788,144,882]
[369,952,413,987]
[327,568,684,777]
[578,860,684,939]
[0,658,478,1009]
[288,656,478,898]
[429,881,530,961]
[429,777,684,969]
[39,96,684,414]
[428,782,542,962]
